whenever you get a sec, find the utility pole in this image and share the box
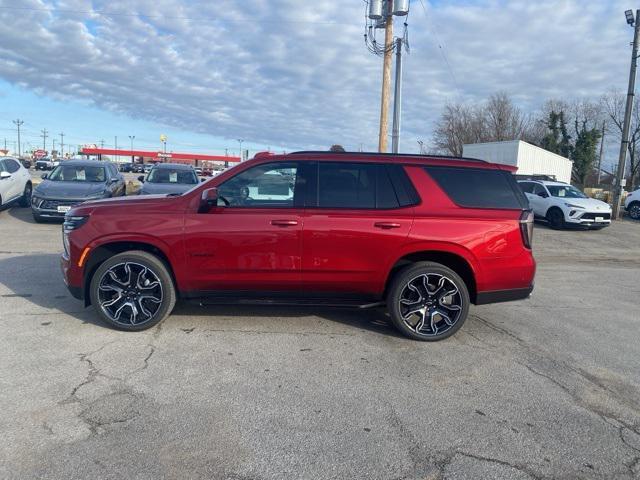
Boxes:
[597,121,605,185]
[391,36,404,153]
[237,139,244,160]
[115,136,118,163]
[365,0,409,153]
[13,119,24,158]
[53,138,56,156]
[378,16,393,153]
[614,9,640,219]
[41,128,48,151]
[59,132,65,157]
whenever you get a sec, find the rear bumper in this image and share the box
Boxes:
[475,285,533,305]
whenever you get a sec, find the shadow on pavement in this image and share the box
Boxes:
[0,252,400,337]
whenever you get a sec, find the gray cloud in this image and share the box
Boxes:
[0,0,633,152]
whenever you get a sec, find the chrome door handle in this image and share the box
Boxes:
[271,219,298,226]
[374,222,401,229]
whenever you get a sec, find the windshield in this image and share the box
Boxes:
[147,168,198,184]
[546,185,587,199]
[48,165,105,182]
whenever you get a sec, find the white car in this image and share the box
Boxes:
[624,187,640,220]
[0,157,32,208]
[518,180,612,230]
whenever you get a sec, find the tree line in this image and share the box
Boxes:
[431,91,640,188]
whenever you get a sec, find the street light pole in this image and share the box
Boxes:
[129,135,135,162]
[613,9,640,219]
[237,139,244,160]
[391,36,404,153]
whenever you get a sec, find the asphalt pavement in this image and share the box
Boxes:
[1,203,639,479]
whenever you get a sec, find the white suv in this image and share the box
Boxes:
[518,180,612,229]
[0,157,32,208]
[624,188,640,220]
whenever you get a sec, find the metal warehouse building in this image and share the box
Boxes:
[463,140,573,184]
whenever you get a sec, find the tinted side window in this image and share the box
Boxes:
[376,165,399,209]
[532,184,547,195]
[4,159,20,173]
[0,160,7,173]
[218,162,298,208]
[318,162,375,208]
[519,182,534,194]
[424,166,526,209]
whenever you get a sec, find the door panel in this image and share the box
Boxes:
[184,208,303,292]
[182,161,303,293]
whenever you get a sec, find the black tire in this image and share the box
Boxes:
[32,212,45,223]
[628,202,640,220]
[546,208,565,230]
[89,250,176,331]
[19,182,32,207]
[387,262,470,341]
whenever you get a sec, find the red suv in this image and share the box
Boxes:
[61,152,535,341]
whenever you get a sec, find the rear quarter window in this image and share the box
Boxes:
[424,166,527,209]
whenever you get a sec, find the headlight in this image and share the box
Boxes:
[62,215,89,256]
[564,203,585,209]
[31,196,42,207]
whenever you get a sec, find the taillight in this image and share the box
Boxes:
[519,210,534,249]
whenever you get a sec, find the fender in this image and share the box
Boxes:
[383,240,483,290]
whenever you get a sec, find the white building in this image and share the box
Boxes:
[463,140,573,184]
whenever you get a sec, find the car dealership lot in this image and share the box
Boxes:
[1,206,639,479]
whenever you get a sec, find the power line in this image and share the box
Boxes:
[13,119,24,157]
[40,128,48,151]
[417,0,460,95]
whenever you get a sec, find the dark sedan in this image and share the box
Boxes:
[138,163,199,195]
[31,160,125,222]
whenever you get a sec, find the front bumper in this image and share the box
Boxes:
[32,198,88,218]
[565,209,611,227]
[60,253,84,300]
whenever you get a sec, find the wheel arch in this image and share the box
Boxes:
[82,240,177,306]
[384,249,478,303]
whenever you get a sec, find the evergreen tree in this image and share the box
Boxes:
[571,120,601,186]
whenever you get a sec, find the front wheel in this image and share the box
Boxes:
[546,208,565,230]
[387,262,470,341]
[629,202,640,220]
[19,183,32,207]
[89,250,176,331]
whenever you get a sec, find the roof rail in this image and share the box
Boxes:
[288,150,487,163]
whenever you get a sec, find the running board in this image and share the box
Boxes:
[191,297,384,309]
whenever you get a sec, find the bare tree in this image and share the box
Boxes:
[601,89,640,189]
[432,92,537,156]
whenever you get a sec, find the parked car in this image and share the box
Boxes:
[60,151,535,341]
[119,163,134,173]
[20,159,32,169]
[143,163,154,173]
[35,157,54,170]
[518,180,612,229]
[138,163,200,196]
[624,188,640,220]
[195,167,203,176]
[0,156,32,208]
[31,159,125,222]
[132,163,145,173]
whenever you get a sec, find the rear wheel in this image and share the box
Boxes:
[89,250,176,331]
[387,262,470,341]
[629,202,640,220]
[19,183,32,207]
[546,208,565,229]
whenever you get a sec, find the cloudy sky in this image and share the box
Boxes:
[0,0,634,157]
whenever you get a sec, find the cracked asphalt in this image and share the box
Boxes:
[1,204,639,480]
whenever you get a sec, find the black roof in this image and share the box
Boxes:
[288,150,487,163]
[151,163,195,170]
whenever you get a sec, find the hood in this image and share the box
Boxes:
[68,192,182,216]
[561,197,611,211]
[139,182,195,195]
[34,180,107,199]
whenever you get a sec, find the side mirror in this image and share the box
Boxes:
[137,176,145,183]
[199,187,218,212]
[0,171,10,180]
[200,178,206,182]
[537,191,549,198]
[41,173,48,180]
